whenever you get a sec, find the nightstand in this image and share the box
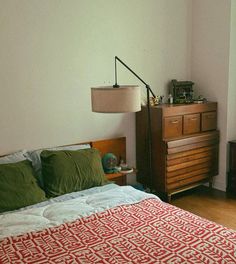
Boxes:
[91,137,128,186]
[106,172,126,185]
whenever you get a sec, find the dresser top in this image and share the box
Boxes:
[147,102,217,117]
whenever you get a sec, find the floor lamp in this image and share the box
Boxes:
[91,56,157,190]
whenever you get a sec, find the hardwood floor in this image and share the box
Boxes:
[170,186,236,230]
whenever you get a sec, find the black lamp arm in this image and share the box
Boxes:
[114,56,155,190]
[114,56,156,98]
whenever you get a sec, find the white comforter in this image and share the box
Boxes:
[0,184,158,239]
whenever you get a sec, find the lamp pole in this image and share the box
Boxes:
[113,56,156,191]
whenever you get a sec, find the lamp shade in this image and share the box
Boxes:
[91,85,141,113]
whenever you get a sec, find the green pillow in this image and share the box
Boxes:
[0,160,47,213]
[41,148,107,197]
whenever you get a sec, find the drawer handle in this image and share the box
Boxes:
[190,117,198,121]
[171,120,179,124]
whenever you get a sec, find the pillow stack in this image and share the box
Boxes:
[0,145,107,213]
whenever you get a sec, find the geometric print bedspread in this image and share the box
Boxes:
[1,198,236,264]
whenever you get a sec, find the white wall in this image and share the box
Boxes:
[0,0,191,177]
[191,0,231,190]
[227,0,236,141]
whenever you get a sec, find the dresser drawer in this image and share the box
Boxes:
[166,130,219,154]
[167,173,210,191]
[201,111,217,131]
[166,132,219,192]
[183,113,200,135]
[163,116,182,138]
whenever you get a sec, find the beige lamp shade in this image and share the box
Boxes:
[91,85,141,113]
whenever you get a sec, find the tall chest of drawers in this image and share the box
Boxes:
[136,102,219,201]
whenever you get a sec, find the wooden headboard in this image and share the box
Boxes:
[0,137,126,162]
[91,137,126,163]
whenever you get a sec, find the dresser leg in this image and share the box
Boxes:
[167,194,172,203]
[160,193,171,203]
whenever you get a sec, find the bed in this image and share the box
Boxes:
[0,137,236,264]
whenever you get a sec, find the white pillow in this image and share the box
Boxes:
[0,150,27,164]
[25,144,91,187]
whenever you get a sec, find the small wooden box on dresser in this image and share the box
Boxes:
[227,140,236,193]
[136,102,219,201]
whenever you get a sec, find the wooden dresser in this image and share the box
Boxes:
[136,102,219,201]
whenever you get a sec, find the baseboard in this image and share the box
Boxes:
[213,181,226,192]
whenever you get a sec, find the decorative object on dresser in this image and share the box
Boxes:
[171,79,194,104]
[136,102,219,201]
[91,56,158,190]
[227,140,236,193]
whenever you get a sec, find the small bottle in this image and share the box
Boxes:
[168,94,173,104]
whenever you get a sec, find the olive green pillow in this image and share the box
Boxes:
[0,160,47,213]
[41,148,107,197]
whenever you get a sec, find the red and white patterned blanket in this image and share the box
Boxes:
[1,198,236,264]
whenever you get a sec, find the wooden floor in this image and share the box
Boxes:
[170,186,236,230]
